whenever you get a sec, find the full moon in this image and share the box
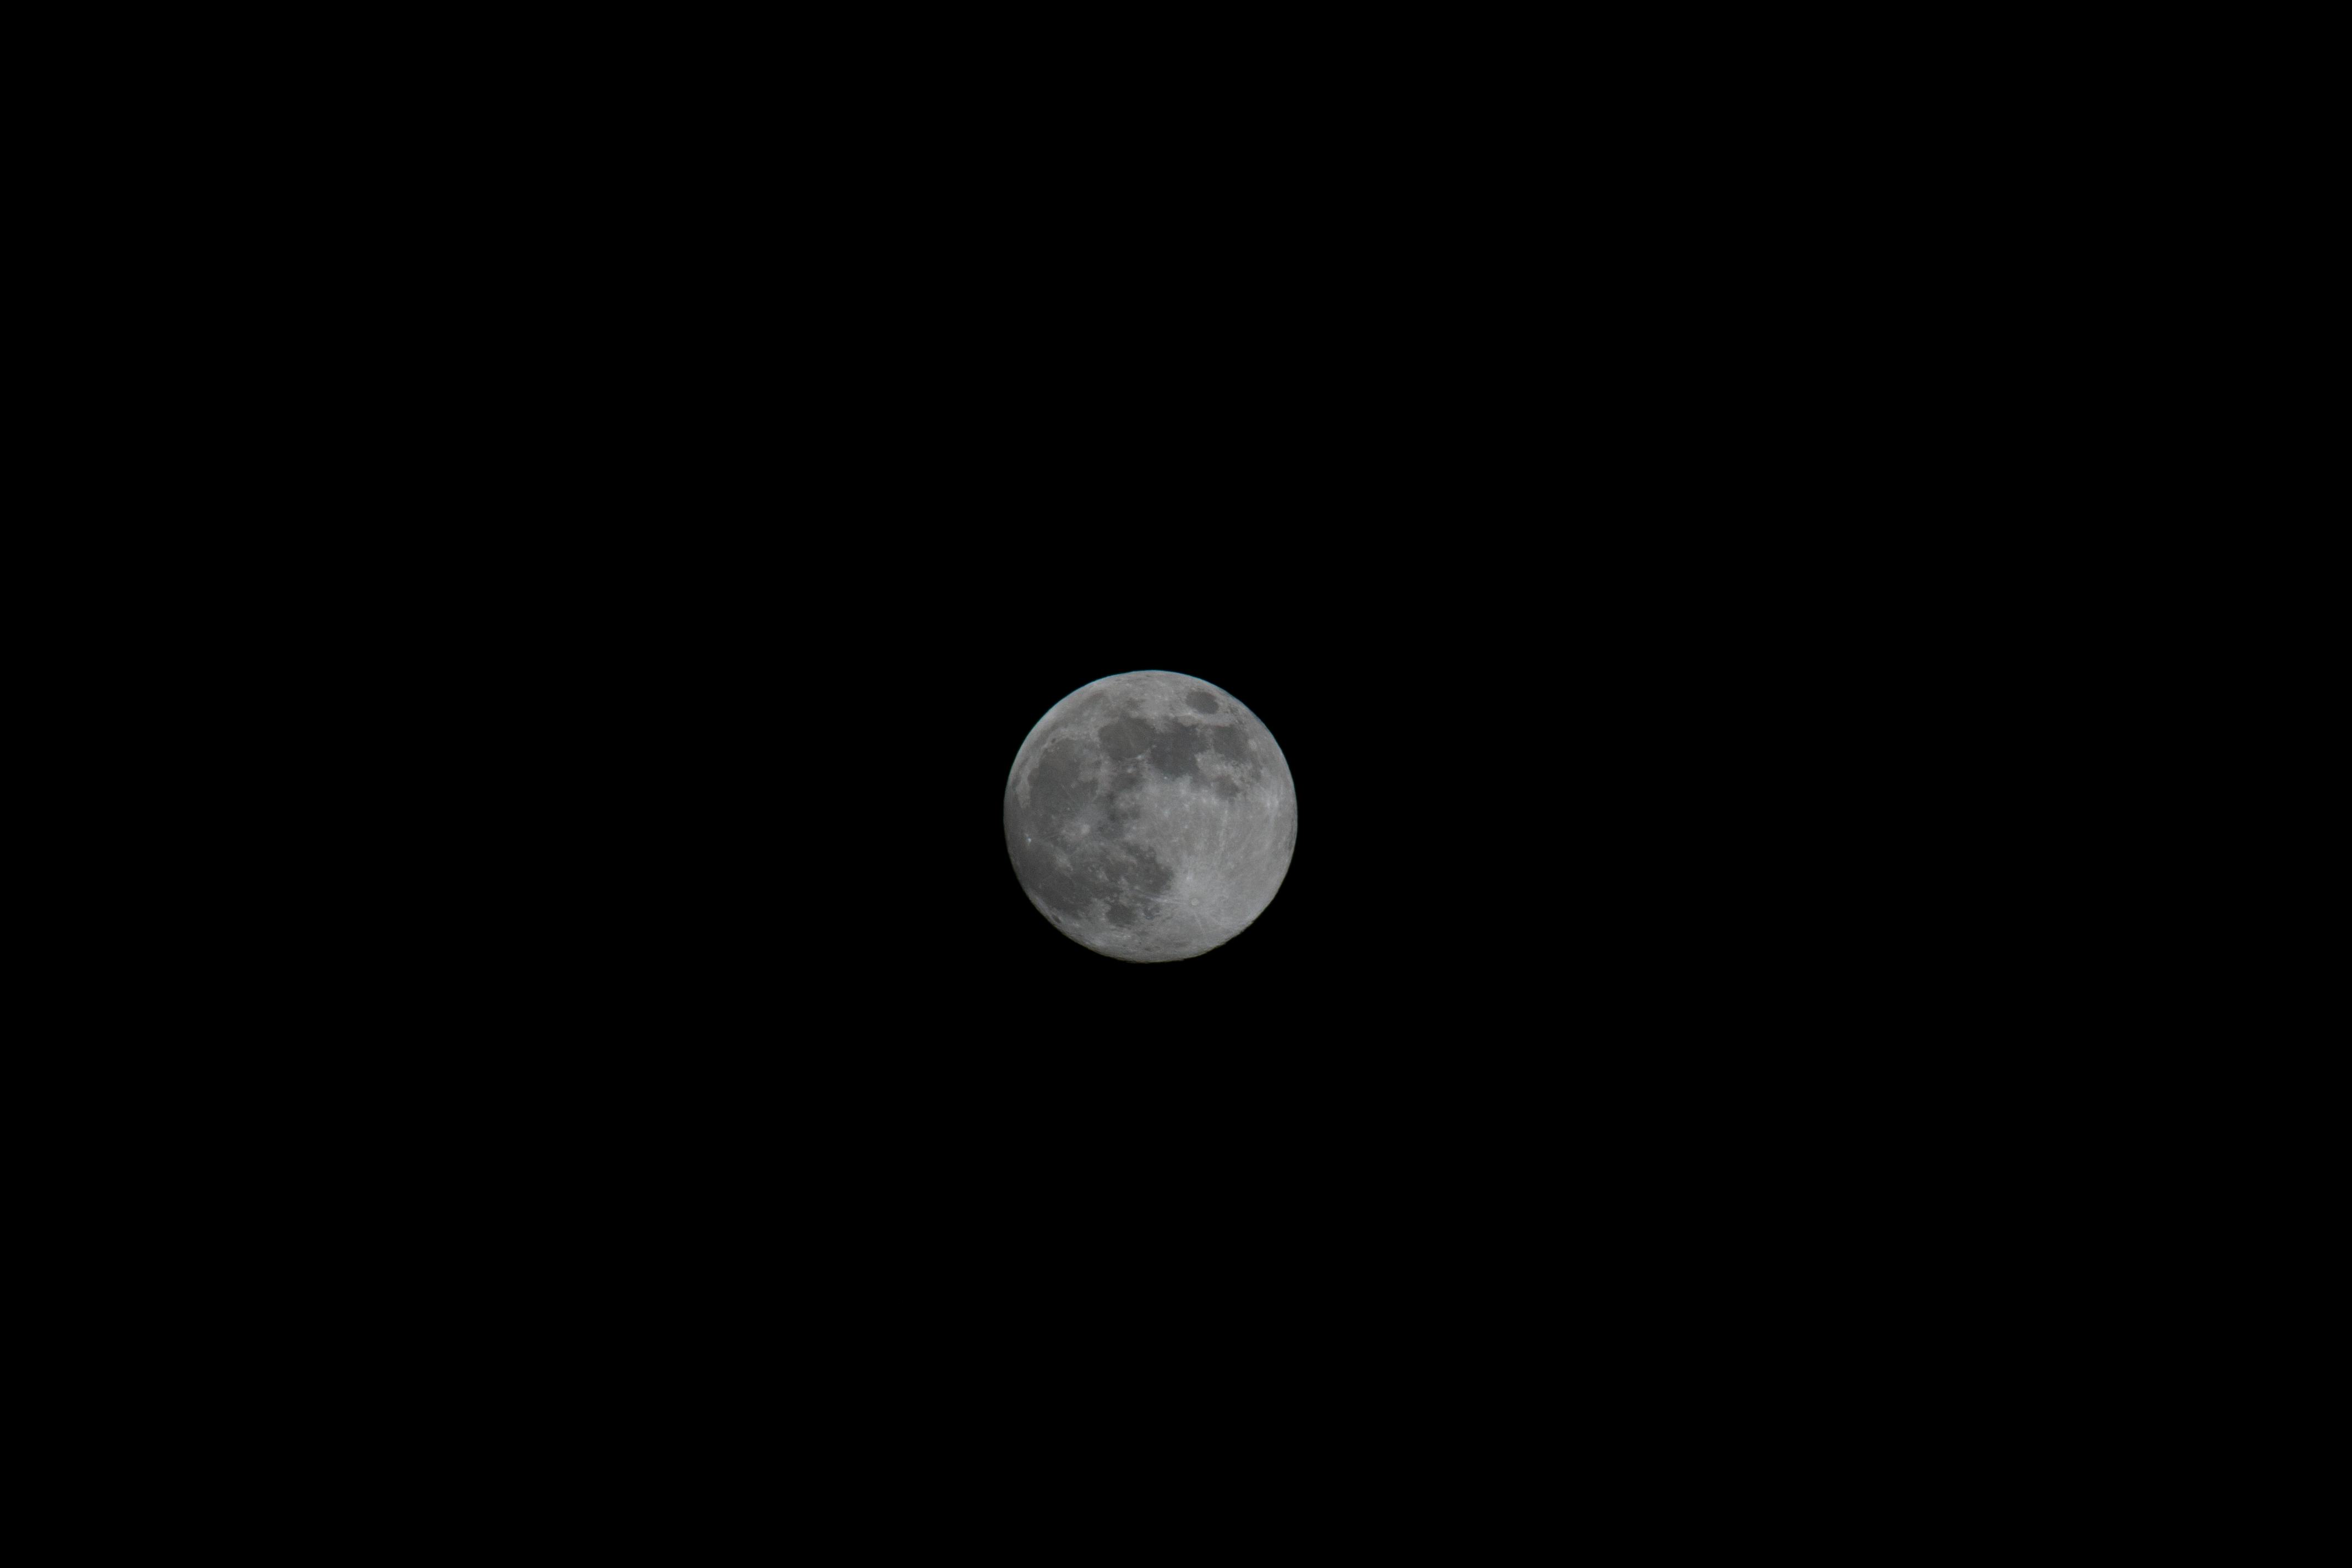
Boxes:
[1005,671,1297,962]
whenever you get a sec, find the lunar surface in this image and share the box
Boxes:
[1005,671,1297,962]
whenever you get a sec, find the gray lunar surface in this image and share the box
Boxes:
[1004,671,1297,962]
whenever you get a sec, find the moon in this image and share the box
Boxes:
[1004,671,1297,962]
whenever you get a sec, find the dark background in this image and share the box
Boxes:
[334,533,1972,1460]
[470,532,1930,1198]
[66,14,2137,1520]
[192,29,2029,1466]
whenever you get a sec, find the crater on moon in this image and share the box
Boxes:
[1005,670,1297,962]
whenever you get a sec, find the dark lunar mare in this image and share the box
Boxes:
[1025,736,1097,820]
[1099,709,1216,780]
[1146,721,1208,783]
[1097,715,1153,759]
[1099,841,1174,925]
[1006,730,1176,922]
[1110,841,1173,899]
[1005,737,1099,917]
